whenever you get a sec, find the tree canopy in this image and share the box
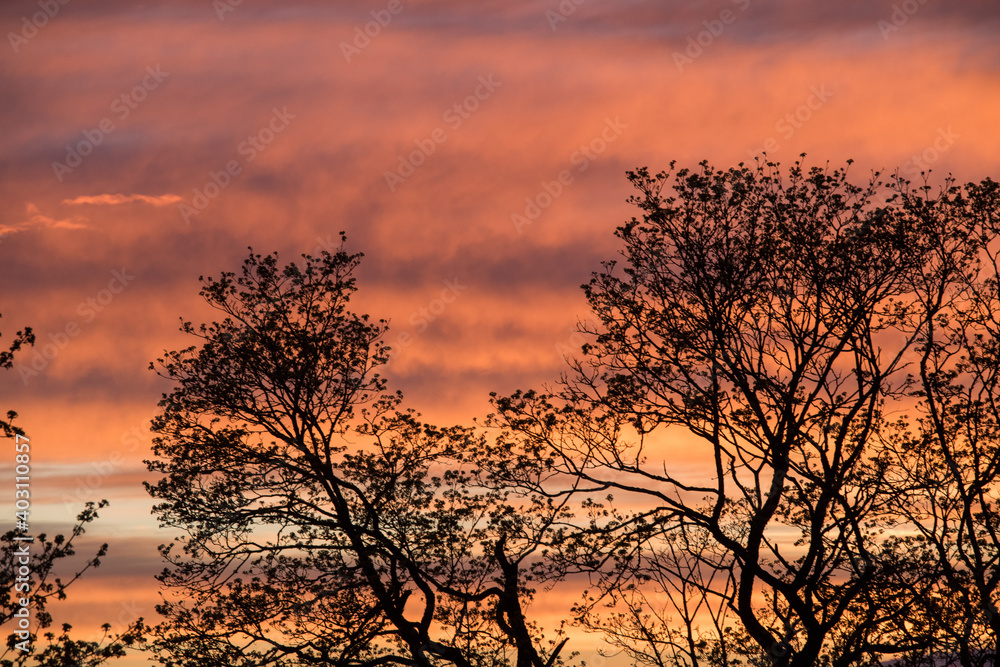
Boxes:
[144,237,571,667]
[141,161,1000,667]
[491,159,1000,667]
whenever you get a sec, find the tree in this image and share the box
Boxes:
[1,315,142,667]
[1,314,34,438]
[489,159,1000,666]
[1,502,143,667]
[144,236,572,667]
[878,175,1000,666]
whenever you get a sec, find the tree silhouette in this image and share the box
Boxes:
[878,175,1000,666]
[1,316,140,667]
[144,235,572,667]
[139,166,1000,666]
[1,314,34,438]
[0,502,143,667]
[490,159,1000,666]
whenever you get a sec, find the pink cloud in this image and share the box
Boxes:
[0,203,89,238]
[62,193,184,206]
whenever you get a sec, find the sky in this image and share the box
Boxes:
[1,0,999,663]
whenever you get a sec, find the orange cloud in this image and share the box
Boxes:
[0,6,997,664]
[0,203,89,239]
[62,193,183,206]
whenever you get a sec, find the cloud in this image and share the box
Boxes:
[0,203,89,239]
[62,193,184,206]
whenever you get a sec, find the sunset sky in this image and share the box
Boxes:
[2,0,999,663]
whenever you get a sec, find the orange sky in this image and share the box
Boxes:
[2,0,1000,663]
